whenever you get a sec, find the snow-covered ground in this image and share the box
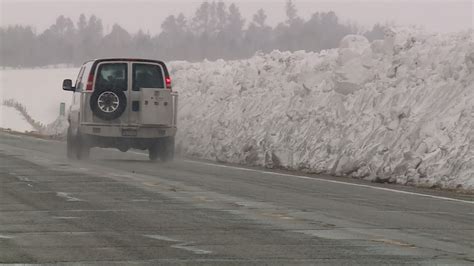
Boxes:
[0,68,77,132]
[1,28,473,190]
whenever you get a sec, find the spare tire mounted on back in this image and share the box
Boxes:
[90,87,127,120]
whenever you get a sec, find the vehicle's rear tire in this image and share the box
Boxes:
[148,137,174,162]
[159,137,175,162]
[148,143,159,161]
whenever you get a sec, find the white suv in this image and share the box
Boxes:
[63,58,177,161]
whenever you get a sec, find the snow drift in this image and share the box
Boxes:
[172,29,474,190]
[0,67,76,132]
[2,99,68,137]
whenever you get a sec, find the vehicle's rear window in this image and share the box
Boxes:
[95,63,128,91]
[132,63,164,91]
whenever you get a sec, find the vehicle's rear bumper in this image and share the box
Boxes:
[79,124,176,138]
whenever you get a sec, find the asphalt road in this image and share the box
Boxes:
[0,132,473,265]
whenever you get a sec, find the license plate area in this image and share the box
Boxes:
[122,128,137,137]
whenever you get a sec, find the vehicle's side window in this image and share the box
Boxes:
[132,63,164,91]
[79,63,93,91]
[74,66,85,91]
[95,63,128,91]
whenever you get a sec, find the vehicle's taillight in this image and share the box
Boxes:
[86,73,94,91]
[165,77,172,89]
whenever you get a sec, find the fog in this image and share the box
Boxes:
[1,0,473,34]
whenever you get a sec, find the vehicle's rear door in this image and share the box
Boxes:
[84,61,130,125]
[129,62,171,126]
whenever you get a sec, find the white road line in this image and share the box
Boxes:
[145,234,177,242]
[56,192,83,202]
[181,160,473,205]
[144,234,212,255]
[171,244,212,255]
[0,234,13,239]
[119,150,474,204]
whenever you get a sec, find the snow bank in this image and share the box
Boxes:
[1,99,68,136]
[0,67,76,133]
[0,106,33,132]
[172,29,474,190]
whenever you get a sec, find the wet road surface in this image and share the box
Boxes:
[0,132,473,265]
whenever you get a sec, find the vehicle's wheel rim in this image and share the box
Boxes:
[97,92,120,113]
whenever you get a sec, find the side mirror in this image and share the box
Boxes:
[62,79,75,91]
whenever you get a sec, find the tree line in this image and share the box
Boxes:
[0,0,386,68]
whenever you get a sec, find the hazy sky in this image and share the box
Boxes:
[0,0,472,34]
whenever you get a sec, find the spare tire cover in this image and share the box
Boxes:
[90,87,127,121]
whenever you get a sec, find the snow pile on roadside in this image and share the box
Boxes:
[1,99,68,137]
[0,67,76,131]
[172,29,474,190]
[42,115,68,136]
[2,99,46,132]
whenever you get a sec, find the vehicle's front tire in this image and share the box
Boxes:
[75,132,90,160]
[66,127,76,159]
